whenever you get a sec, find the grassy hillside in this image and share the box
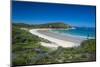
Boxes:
[12,24,96,66]
[12,26,51,65]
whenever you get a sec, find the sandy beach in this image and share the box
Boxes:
[29,29,85,48]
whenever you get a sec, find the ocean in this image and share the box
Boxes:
[50,27,96,39]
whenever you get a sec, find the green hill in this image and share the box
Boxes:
[13,22,72,29]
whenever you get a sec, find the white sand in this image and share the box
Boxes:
[29,29,81,48]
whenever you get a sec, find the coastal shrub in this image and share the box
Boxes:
[12,26,50,66]
[80,39,96,53]
[12,24,96,65]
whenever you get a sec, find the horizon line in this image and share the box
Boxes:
[12,22,96,28]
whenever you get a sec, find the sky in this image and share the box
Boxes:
[12,1,96,27]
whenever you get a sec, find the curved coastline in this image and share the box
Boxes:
[29,29,85,48]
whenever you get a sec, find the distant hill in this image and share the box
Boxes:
[12,22,72,29]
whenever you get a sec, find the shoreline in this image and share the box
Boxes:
[49,30,95,39]
[29,29,85,48]
[49,28,95,39]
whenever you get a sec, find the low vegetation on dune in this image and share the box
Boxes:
[12,26,50,65]
[12,23,96,66]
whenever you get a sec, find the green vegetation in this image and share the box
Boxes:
[80,39,96,53]
[12,26,50,66]
[12,23,96,66]
[13,22,72,29]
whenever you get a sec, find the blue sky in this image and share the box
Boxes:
[12,1,96,27]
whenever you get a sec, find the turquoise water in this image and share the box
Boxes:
[50,27,96,39]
